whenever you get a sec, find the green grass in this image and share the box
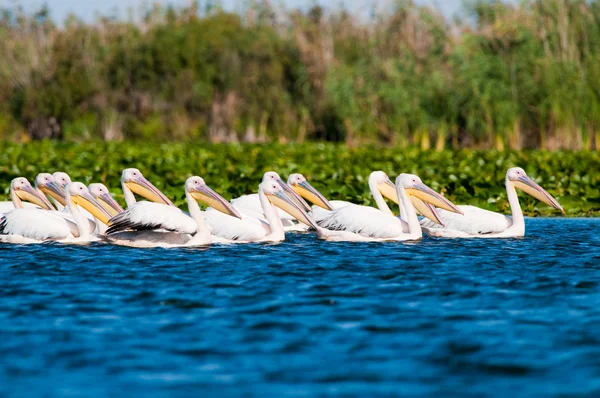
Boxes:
[1,142,598,216]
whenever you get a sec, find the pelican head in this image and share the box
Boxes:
[369,171,398,203]
[397,173,463,217]
[287,173,333,210]
[89,183,124,217]
[372,171,446,225]
[507,167,564,213]
[186,176,241,219]
[10,177,54,210]
[260,181,318,229]
[262,171,312,213]
[52,172,72,189]
[121,168,173,206]
[36,173,67,206]
[67,182,113,225]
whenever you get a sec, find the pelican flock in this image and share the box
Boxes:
[0,166,564,246]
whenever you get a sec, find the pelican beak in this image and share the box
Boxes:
[74,191,113,225]
[410,197,445,226]
[276,178,312,213]
[513,175,564,213]
[266,189,319,230]
[191,185,241,219]
[378,177,400,204]
[407,183,463,215]
[96,192,124,217]
[40,181,67,206]
[291,181,333,210]
[125,176,173,206]
[16,185,55,210]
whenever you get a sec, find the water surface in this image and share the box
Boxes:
[1,219,599,397]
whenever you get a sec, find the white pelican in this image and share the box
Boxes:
[206,180,319,243]
[120,168,173,207]
[307,171,439,225]
[230,172,318,231]
[5,178,55,211]
[103,176,241,248]
[31,173,105,233]
[0,176,56,213]
[0,182,111,244]
[420,167,564,238]
[316,174,462,242]
[89,183,124,234]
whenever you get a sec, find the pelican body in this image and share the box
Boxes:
[230,172,330,231]
[0,182,111,244]
[206,180,319,243]
[104,176,241,248]
[316,174,462,242]
[420,167,564,238]
[307,171,440,225]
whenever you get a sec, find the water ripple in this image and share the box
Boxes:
[0,218,599,397]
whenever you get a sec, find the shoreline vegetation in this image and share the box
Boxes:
[2,1,600,150]
[0,142,598,216]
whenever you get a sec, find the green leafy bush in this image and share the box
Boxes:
[0,142,597,216]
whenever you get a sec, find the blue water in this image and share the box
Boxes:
[1,219,599,397]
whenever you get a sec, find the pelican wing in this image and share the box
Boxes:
[311,200,352,223]
[106,202,197,235]
[420,205,511,235]
[204,208,269,241]
[317,204,405,239]
[103,231,192,248]
[0,201,39,214]
[0,209,72,241]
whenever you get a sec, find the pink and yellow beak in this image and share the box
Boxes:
[290,180,333,210]
[377,177,448,225]
[406,182,463,215]
[15,184,55,210]
[95,192,124,217]
[124,175,173,206]
[274,177,313,213]
[39,180,67,207]
[266,189,319,230]
[513,175,564,213]
[190,184,241,219]
[72,191,113,225]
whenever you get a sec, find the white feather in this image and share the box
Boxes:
[108,202,197,234]
[317,204,407,239]
[232,194,295,221]
[232,193,308,232]
[54,209,97,235]
[204,208,269,241]
[420,205,511,236]
[0,201,39,214]
[0,209,72,241]
[311,200,352,223]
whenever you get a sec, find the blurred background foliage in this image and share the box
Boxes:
[0,142,597,216]
[2,0,600,150]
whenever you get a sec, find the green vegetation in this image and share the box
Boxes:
[1,1,600,149]
[1,142,598,216]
